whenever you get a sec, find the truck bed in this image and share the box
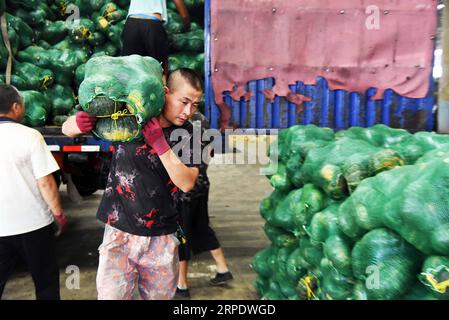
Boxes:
[35,126,111,152]
[35,126,92,138]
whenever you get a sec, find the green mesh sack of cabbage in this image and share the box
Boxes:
[254,183,329,300]
[413,256,449,300]
[334,160,449,299]
[170,28,204,53]
[338,159,449,255]
[17,45,89,87]
[20,90,50,127]
[256,195,449,300]
[252,243,313,300]
[252,238,325,300]
[350,228,423,300]
[335,125,411,148]
[266,125,334,192]
[0,13,37,73]
[336,125,449,164]
[167,0,204,11]
[300,138,405,199]
[260,184,328,237]
[169,52,204,76]
[78,55,165,142]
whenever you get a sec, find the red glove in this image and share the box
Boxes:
[76,111,97,133]
[142,118,170,156]
[54,212,68,237]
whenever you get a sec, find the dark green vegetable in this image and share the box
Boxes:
[38,20,67,45]
[13,60,54,90]
[352,228,422,300]
[88,31,106,47]
[106,20,125,49]
[74,63,86,87]
[11,7,46,27]
[263,223,297,248]
[44,84,76,116]
[165,9,184,34]
[168,52,204,76]
[7,14,35,49]
[52,115,68,126]
[21,90,50,127]
[171,28,204,52]
[252,246,276,279]
[67,18,95,43]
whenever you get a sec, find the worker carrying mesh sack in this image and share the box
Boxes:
[62,68,206,300]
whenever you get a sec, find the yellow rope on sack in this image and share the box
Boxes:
[423,267,449,294]
[104,4,116,16]
[79,26,90,39]
[42,75,52,90]
[105,3,116,14]
[300,275,317,300]
[95,101,134,132]
[98,17,109,30]
[104,11,114,19]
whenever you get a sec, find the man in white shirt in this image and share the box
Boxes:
[122,0,191,80]
[0,84,67,300]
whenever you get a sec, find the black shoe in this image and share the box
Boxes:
[175,287,190,298]
[210,271,234,286]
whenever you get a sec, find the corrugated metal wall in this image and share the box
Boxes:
[204,0,436,132]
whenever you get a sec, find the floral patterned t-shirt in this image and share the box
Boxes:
[96,121,205,236]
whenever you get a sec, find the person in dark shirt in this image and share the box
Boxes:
[62,68,204,300]
[175,112,233,299]
[122,0,191,81]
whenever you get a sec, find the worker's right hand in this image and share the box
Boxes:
[76,111,97,133]
[181,15,191,32]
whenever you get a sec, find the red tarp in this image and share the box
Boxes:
[211,0,437,128]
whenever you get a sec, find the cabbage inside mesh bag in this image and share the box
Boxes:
[78,55,165,142]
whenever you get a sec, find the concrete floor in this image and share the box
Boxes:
[2,152,273,300]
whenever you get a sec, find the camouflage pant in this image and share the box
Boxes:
[96,225,180,300]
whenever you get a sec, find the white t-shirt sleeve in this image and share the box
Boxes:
[30,132,60,179]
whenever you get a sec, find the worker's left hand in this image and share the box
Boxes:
[76,111,97,133]
[54,212,68,237]
[142,118,170,155]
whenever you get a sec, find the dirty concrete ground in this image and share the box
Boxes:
[2,147,274,300]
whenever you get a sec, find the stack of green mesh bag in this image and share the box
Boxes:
[0,0,205,128]
[0,0,131,127]
[253,124,449,300]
